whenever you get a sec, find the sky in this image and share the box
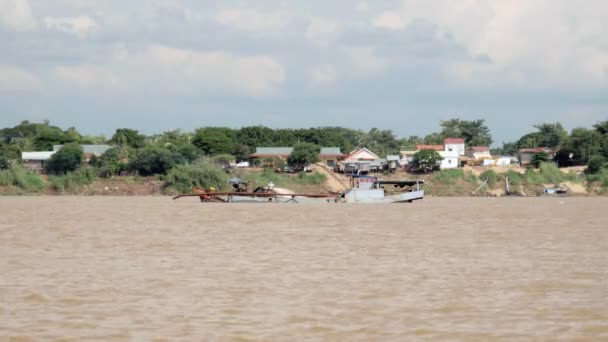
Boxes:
[0,0,607,145]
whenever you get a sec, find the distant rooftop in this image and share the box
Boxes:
[251,147,293,157]
[22,151,56,161]
[319,147,343,156]
[53,144,113,156]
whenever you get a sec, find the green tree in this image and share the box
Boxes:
[192,127,236,156]
[399,136,423,150]
[439,118,493,146]
[128,146,177,176]
[358,128,400,156]
[110,128,146,148]
[586,155,606,174]
[33,124,65,150]
[412,149,442,172]
[0,150,9,169]
[45,143,83,174]
[594,120,608,158]
[98,147,125,177]
[288,143,320,170]
[533,122,568,149]
[568,128,603,165]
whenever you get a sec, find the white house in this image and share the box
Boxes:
[467,146,492,160]
[415,144,459,169]
[444,138,466,156]
[21,151,57,173]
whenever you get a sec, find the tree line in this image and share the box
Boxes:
[1,118,607,178]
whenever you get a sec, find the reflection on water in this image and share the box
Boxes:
[1,197,607,340]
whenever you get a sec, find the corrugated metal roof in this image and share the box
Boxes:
[53,144,113,155]
[320,147,343,155]
[252,147,294,156]
[22,151,56,161]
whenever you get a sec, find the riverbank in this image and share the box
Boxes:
[1,163,606,196]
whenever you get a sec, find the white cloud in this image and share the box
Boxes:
[107,45,286,96]
[310,65,337,86]
[345,47,389,76]
[215,8,291,32]
[305,18,340,46]
[44,16,98,38]
[0,65,41,89]
[372,11,406,30]
[374,0,608,86]
[0,0,37,31]
[53,65,119,88]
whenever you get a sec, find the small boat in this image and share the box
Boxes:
[173,175,424,204]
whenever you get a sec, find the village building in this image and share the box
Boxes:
[517,147,556,166]
[21,151,56,173]
[339,148,380,174]
[398,150,417,167]
[444,138,466,156]
[414,138,465,169]
[318,148,344,168]
[467,146,492,160]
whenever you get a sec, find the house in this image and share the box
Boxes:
[386,155,400,171]
[319,147,344,167]
[467,146,492,160]
[444,138,466,156]
[495,156,513,166]
[21,151,56,173]
[343,148,380,162]
[339,148,380,174]
[53,144,114,162]
[517,147,556,166]
[398,150,417,166]
[415,142,460,169]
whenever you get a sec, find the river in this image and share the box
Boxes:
[1,197,607,340]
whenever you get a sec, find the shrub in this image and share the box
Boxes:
[10,166,46,192]
[505,170,522,188]
[129,146,177,176]
[586,168,608,187]
[0,169,13,186]
[480,169,499,188]
[164,159,229,194]
[412,149,442,172]
[538,162,564,184]
[586,155,606,175]
[45,143,83,175]
[49,166,96,192]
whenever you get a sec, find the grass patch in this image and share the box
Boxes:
[237,169,327,188]
[0,169,13,186]
[586,168,608,187]
[505,170,522,188]
[48,166,96,193]
[430,169,465,183]
[480,169,499,188]
[0,165,45,193]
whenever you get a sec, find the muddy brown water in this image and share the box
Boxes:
[1,197,607,340]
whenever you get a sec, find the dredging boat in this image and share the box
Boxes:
[173,175,424,204]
